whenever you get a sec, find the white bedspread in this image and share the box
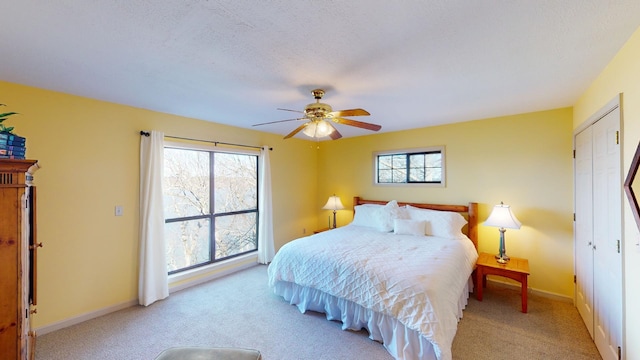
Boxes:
[268,224,478,360]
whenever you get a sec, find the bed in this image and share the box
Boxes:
[267,197,479,360]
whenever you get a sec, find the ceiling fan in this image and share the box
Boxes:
[252,89,382,140]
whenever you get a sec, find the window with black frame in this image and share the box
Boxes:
[163,146,258,274]
[375,147,444,186]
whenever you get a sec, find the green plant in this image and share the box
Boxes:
[0,104,18,133]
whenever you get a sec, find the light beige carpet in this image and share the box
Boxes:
[452,282,601,359]
[36,265,601,359]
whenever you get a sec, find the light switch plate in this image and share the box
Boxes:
[115,206,123,216]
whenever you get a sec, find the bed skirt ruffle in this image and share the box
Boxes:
[272,278,473,360]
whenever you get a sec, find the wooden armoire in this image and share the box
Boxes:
[0,159,40,360]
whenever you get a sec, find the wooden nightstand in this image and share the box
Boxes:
[314,227,331,234]
[475,252,530,313]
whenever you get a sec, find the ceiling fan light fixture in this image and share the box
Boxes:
[253,88,380,140]
[303,120,334,138]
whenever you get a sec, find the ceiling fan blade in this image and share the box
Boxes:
[252,118,303,126]
[327,123,343,140]
[277,108,305,114]
[333,117,382,131]
[329,108,370,117]
[283,123,309,139]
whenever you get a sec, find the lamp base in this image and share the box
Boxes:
[494,253,510,261]
[495,228,509,262]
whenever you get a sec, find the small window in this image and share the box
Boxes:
[374,147,445,186]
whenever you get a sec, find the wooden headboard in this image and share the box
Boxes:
[353,196,478,250]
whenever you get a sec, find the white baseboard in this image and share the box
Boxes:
[35,299,138,336]
[35,257,260,336]
[486,278,573,303]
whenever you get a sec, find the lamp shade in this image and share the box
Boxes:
[322,195,345,210]
[303,120,334,138]
[484,202,522,229]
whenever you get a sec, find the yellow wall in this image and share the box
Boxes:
[573,26,640,359]
[1,81,320,328]
[317,108,575,297]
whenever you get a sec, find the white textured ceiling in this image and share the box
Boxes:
[2,1,640,139]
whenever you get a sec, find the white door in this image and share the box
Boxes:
[592,107,622,360]
[575,126,594,336]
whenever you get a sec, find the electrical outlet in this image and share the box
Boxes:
[115,206,123,216]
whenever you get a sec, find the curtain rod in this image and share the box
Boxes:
[139,131,272,151]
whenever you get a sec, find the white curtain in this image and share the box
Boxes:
[258,146,275,264]
[139,131,169,306]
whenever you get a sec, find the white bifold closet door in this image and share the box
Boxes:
[575,125,594,335]
[574,102,622,360]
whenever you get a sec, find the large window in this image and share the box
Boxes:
[163,146,258,274]
[374,146,445,186]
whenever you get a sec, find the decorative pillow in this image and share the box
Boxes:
[373,200,408,232]
[405,205,467,239]
[394,219,427,236]
[351,204,383,228]
[351,201,408,231]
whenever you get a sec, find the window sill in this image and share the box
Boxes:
[168,252,259,293]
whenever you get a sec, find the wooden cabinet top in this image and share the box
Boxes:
[0,159,37,171]
[0,159,38,187]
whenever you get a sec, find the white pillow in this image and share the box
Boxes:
[394,219,427,236]
[373,200,408,232]
[405,205,467,239]
[351,201,407,231]
[351,204,383,228]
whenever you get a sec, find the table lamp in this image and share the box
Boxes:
[484,202,522,264]
[322,194,345,229]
